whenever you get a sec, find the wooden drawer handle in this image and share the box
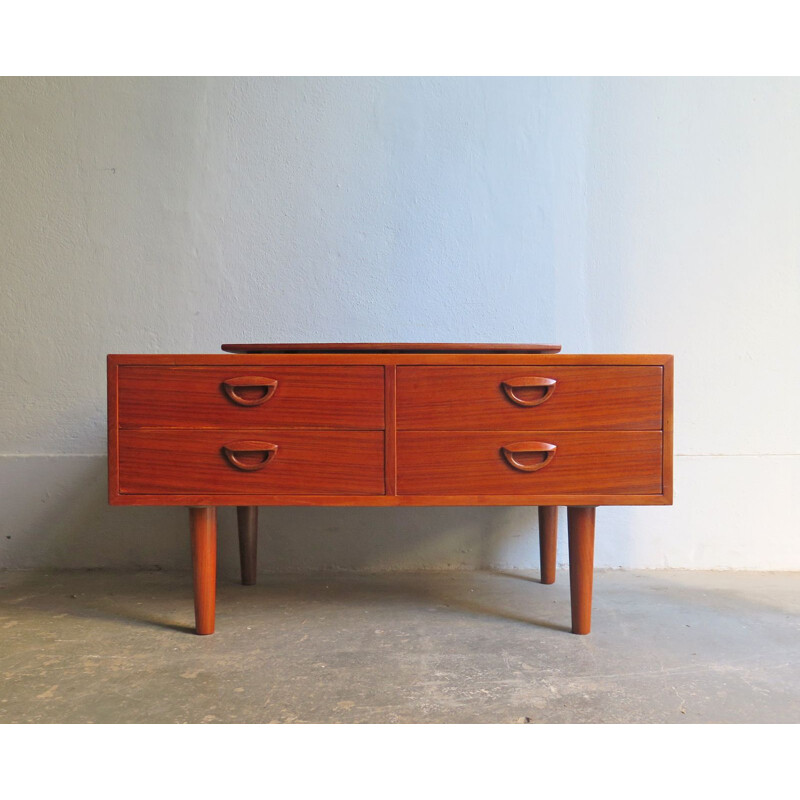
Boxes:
[222,376,278,406]
[222,440,278,471]
[501,441,557,472]
[501,377,556,407]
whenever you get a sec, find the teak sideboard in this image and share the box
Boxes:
[107,344,673,636]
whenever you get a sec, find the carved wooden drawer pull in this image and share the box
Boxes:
[501,376,556,407]
[501,441,557,472]
[221,440,279,471]
[222,376,278,406]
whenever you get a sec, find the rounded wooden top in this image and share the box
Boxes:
[221,342,562,354]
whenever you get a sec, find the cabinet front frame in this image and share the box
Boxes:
[108,353,673,507]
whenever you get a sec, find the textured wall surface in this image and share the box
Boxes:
[1,77,798,572]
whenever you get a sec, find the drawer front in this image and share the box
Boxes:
[397,366,662,430]
[397,431,662,495]
[118,366,385,429]
[119,430,384,495]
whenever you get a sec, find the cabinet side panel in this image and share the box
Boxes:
[107,357,120,501]
[663,357,674,503]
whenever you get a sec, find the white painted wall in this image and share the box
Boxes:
[1,77,798,573]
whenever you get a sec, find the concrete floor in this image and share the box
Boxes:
[1,569,798,723]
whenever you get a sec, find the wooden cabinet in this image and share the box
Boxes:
[108,346,673,636]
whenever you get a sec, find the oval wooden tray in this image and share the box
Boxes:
[221,342,562,354]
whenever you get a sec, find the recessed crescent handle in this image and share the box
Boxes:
[221,440,278,471]
[501,441,557,472]
[222,376,278,406]
[501,377,556,407]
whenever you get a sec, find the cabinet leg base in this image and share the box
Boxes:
[190,507,217,635]
[237,506,258,586]
[538,506,558,584]
[568,506,596,635]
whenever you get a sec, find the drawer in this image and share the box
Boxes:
[118,366,384,429]
[119,430,385,495]
[397,366,663,430]
[397,431,662,495]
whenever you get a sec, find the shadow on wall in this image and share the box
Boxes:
[0,454,563,576]
[0,455,186,572]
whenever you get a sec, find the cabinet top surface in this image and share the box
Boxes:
[220,342,563,354]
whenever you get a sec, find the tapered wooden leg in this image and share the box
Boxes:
[538,506,558,584]
[237,506,258,586]
[190,506,217,635]
[568,506,596,635]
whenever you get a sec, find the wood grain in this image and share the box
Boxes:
[110,354,671,367]
[384,364,397,495]
[397,366,663,431]
[108,353,673,508]
[108,349,673,637]
[119,430,384,495]
[109,492,671,507]
[396,431,662,495]
[118,365,384,430]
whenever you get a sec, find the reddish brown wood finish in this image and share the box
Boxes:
[397,431,662,496]
[222,376,278,406]
[111,354,668,366]
[118,430,384,495]
[107,359,119,501]
[221,343,562,354]
[662,356,674,503]
[237,506,258,586]
[568,507,595,635]
[501,441,557,472]
[118,365,384,430]
[501,376,557,407]
[538,506,558,585]
[190,507,216,635]
[107,350,673,636]
[221,440,279,471]
[108,353,673,508]
[111,491,668,507]
[397,366,663,431]
[384,365,397,495]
